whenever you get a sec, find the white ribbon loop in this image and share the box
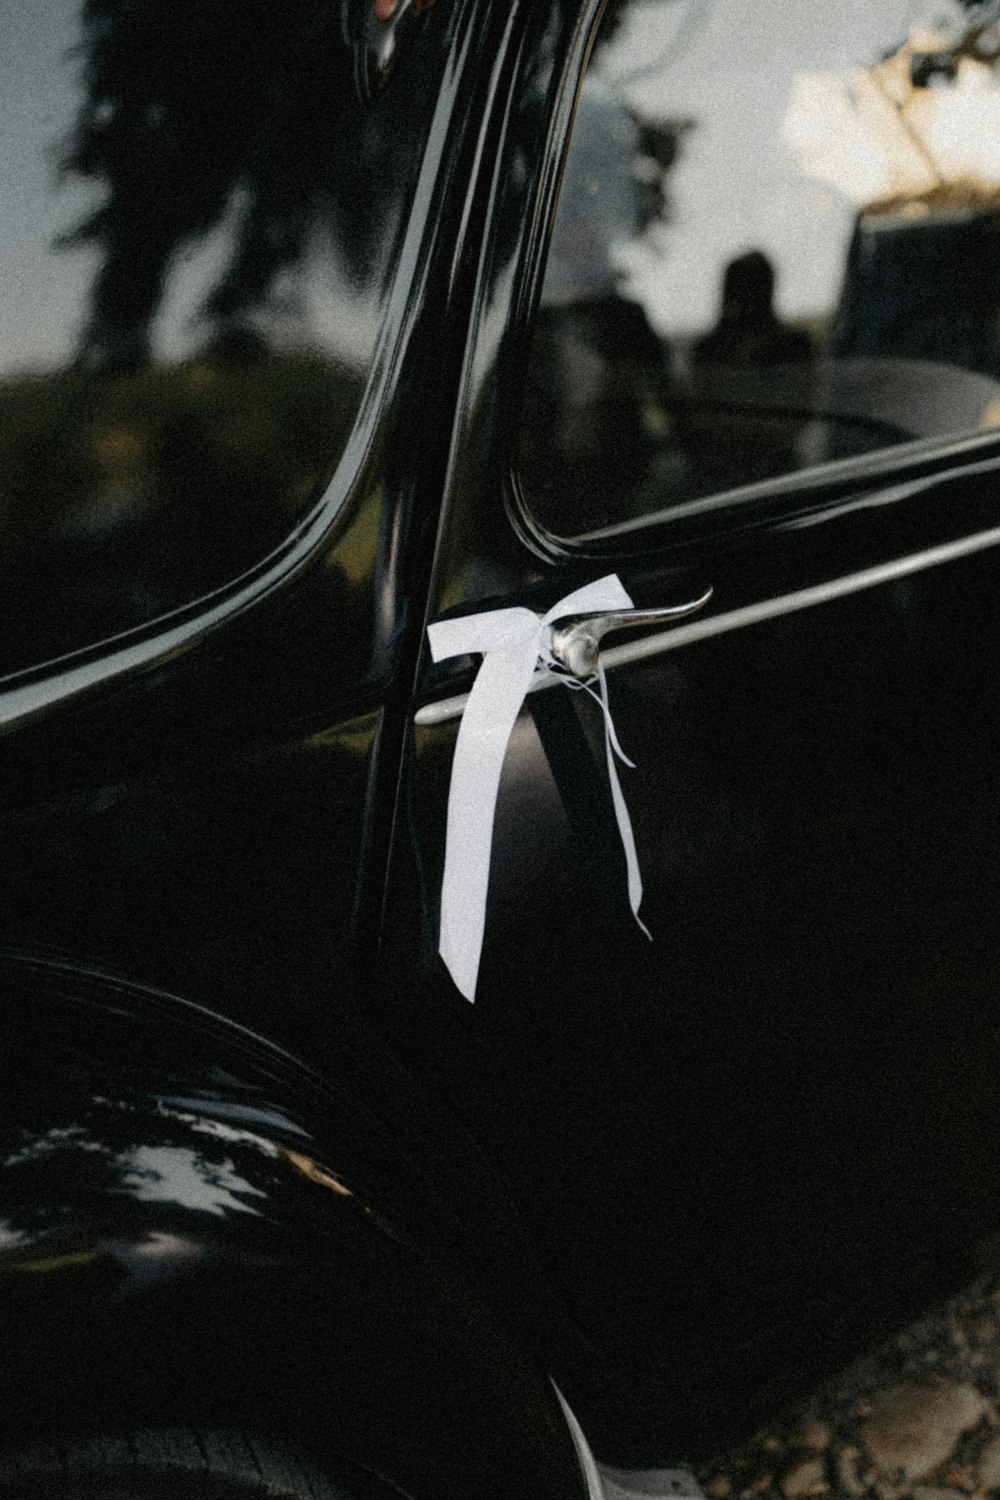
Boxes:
[427,575,649,1003]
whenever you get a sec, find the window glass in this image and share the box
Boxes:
[0,0,437,675]
[520,0,1000,536]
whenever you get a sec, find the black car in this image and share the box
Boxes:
[4,1,1000,1496]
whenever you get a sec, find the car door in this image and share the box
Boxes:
[379,0,1000,1463]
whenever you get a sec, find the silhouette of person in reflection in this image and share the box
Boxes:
[693,251,812,370]
[687,251,814,495]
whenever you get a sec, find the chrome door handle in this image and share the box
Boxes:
[546,588,713,680]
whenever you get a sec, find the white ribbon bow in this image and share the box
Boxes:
[427,574,651,1002]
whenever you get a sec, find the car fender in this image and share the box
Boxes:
[0,951,589,1500]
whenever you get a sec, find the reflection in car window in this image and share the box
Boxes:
[0,0,438,676]
[520,0,1000,537]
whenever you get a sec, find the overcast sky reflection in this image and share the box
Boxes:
[584,0,915,333]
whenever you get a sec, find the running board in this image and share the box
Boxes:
[552,1380,707,1500]
[599,1467,708,1500]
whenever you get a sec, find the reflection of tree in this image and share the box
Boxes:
[594,1,693,243]
[0,1096,288,1252]
[55,0,676,372]
[0,354,363,674]
[58,0,435,371]
[630,115,692,236]
[594,0,633,52]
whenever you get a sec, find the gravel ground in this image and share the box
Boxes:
[694,1277,1000,1500]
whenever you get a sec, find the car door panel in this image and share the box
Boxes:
[372,1,1000,1445]
[382,447,1000,1455]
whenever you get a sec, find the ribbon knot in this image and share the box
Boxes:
[427,574,651,1003]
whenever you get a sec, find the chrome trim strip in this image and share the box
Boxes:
[551,1382,607,1500]
[414,520,1000,726]
[564,428,1000,547]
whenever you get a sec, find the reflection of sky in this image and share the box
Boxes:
[0,0,374,376]
[585,0,913,333]
[0,1221,29,1252]
[0,0,97,372]
[122,1146,267,1217]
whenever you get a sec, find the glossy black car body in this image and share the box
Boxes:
[5,0,1000,1495]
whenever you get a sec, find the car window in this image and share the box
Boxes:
[0,0,438,676]
[519,0,1000,538]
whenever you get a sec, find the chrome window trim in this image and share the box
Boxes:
[416,496,1000,727]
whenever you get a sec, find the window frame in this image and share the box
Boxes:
[506,1,1000,565]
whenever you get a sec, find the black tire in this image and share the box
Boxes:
[0,1428,380,1499]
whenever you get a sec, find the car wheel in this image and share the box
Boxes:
[0,1428,374,1499]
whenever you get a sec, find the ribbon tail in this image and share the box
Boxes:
[571,674,636,768]
[596,662,652,941]
[438,637,541,1000]
[429,580,643,1001]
